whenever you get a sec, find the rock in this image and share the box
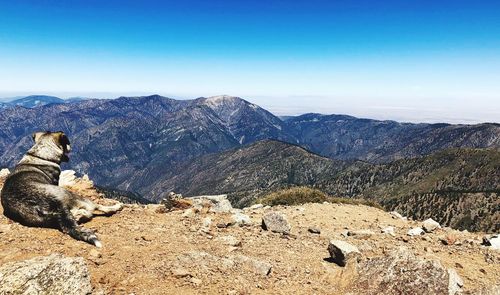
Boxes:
[407,227,425,236]
[190,277,202,286]
[381,226,396,236]
[160,192,187,210]
[440,234,458,246]
[308,227,321,234]
[232,255,272,276]
[262,212,291,234]
[182,208,196,218]
[249,204,264,210]
[390,211,407,220]
[0,168,10,178]
[490,236,500,250]
[173,251,271,277]
[351,247,463,295]
[231,212,252,226]
[200,217,212,233]
[347,229,375,239]
[422,218,441,233]
[189,195,233,213]
[448,268,464,295]
[58,170,77,187]
[0,254,92,295]
[0,224,11,233]
[217,235,242,247]
[482,234,500,250]
[327,240,361,267]
[171,267,191,278]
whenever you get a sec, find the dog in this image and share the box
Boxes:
[0,131,122,247]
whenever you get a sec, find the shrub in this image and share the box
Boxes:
[257,186,383,210]
[258,187,328,206]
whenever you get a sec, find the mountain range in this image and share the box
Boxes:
[0,95,88,108]
[0,94,498,231]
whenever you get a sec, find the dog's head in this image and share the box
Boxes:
[29,131,71,163]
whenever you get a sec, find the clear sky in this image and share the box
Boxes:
[0,0,499,123]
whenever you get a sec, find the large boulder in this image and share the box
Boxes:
[0,254,93,295]
[262,212,291,234]
[350,247,463,295]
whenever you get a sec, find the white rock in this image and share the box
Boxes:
[327,240,361,267]
[249,204,264,210]
[489,235,500,250]
[0,168,10,178]
[390,211,407,220]
[231,212,252,226]
[381,226,396,236]
[182,208,195,218]
[422,218,441,233]
[262,212,291,234]
[200,217,212,233]
[59,170,77,187]
[448,268,464,295]
[408,227,425,236]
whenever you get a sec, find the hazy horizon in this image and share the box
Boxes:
[1,91,498,125]
[1,1,499,124]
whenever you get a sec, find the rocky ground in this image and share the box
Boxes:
[0,173,499,295]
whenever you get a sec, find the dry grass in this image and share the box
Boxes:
[257,186,384,210]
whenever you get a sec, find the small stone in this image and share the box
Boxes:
[483,234,500,250]
[327,240,361,267]
[182,209,195,218]
[262,212,291,234]
[308,227,321,234]
[347,229,375,239]
[216,223,227,228]
[231,212,252,226]
[217,235,242,247]
[0,224,11,233]
[422,218,441,233]
[390,211,406,220]
[440,234,457,245]
[381,226,396,236]
[190,277,202,286]
[89,249,102,260]
[171,267,191,278]
[407,227,425,236]
[249,204,264,210]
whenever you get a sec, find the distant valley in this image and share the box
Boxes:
[0,94,499,231]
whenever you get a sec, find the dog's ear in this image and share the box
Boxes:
[31,132,45,143]
[52,132,71,150]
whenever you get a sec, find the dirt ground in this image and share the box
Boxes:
[0,178,499,294]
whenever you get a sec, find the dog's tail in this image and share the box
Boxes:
[58,208,102,247]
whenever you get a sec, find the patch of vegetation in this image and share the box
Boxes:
[257,186,383,209]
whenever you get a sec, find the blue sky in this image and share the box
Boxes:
[1,0,499,123]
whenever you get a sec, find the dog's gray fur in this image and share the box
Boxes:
[0,131,122,247]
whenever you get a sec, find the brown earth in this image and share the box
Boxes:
[0,178,499,294]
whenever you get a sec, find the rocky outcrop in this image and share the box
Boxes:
[351,248,463,295]
[0,254,92,295]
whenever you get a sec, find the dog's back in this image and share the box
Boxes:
[1,166,61,228]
